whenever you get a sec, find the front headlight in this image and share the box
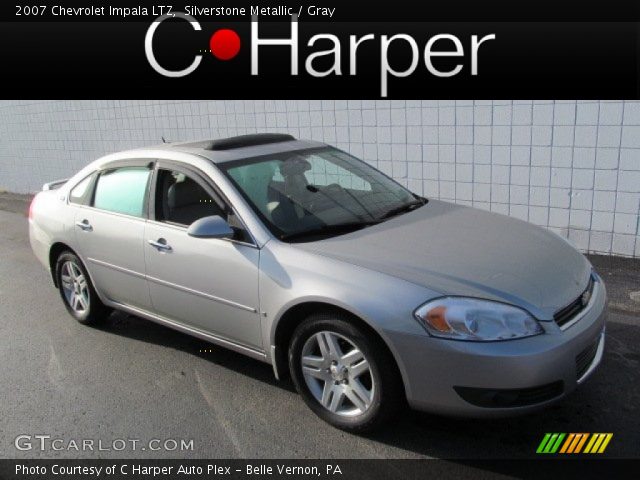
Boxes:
[414,297,543,341]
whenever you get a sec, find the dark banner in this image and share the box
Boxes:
[2,0,640,99]
[2,1,640,22]
[1,19,638,99]
[1,459,639,480]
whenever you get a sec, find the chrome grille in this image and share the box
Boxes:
[554,276,595,329]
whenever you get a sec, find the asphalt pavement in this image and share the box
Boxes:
[1,208,639,460]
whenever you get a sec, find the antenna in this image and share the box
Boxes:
[161,136,168,144]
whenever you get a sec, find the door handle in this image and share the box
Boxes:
[148,238,172,252]
[75,220,92,232]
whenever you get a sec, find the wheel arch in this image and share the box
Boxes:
[271,300,409,401]
[48,243,103,302]
[49,242,78,287]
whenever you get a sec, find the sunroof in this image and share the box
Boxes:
[178,133,296,151]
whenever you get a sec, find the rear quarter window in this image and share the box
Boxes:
[69,174,94,205]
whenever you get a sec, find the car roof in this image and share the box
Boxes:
[119,134,326,164]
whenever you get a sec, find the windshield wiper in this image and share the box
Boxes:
[379,198,427,220]
[279,220,380,242]
[306,184,373,222]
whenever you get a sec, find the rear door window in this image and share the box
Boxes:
[93,167,151,217]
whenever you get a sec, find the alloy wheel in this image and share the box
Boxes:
[300,331,375,416]
[60,260,90,313]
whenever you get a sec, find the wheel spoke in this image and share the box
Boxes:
[344,385,367,412]
[323,332,342,359]
[302,355,325,369]
[315,332,331,360]
[61,274,72,287]
[321,381,333,408]
[68,263,77,280]
[329,387,344,412]
[302,365,330,381]
[341,348,364,367]
[77,293,88,310]
[349,359,370,378]
[349,379,372,410]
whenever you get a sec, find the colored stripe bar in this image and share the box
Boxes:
[598,434,613,453]
[537,433,552,453]
[550,433,566,453]
[538,432,613,454]
[583,433,599,453]
[543,433,559,453]
[590,434,606,453]
[559,433,575,453]
[567,433,583,453]
[574,433,589,453]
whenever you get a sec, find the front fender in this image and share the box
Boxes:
[259,240,438,386]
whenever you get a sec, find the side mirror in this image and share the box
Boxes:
[187,215,234,239]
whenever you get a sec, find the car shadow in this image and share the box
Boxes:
[95,309,640,459]
[95,309,294,392]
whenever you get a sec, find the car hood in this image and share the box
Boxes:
[293,200,591,319]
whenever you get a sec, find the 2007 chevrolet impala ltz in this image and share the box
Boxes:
[29,133,606,431]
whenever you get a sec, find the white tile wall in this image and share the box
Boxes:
[0,100,638,257]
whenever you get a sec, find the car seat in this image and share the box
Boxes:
[167,178,221,226]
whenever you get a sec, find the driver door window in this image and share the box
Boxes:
[154,169,225,227]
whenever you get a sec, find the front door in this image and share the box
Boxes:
[143,165,262,349]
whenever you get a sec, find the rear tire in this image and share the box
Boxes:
[55,251,110,325]
[288,312,403,432]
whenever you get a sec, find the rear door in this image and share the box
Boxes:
[143,162,262,350]
[73,161,153,310]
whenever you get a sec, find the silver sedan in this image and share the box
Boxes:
[29,133,606,431]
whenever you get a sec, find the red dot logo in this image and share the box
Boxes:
[209,29,241,61]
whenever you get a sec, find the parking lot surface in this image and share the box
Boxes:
[1,209,639,459]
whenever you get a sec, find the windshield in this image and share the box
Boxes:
[221,146,424,241]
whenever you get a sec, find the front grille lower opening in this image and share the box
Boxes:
[454,381,564,408]
[576,340,599,379]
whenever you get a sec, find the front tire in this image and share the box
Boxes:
[55,251,110,325]
[288,312,402,432]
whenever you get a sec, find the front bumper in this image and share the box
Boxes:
[388,276,607,417]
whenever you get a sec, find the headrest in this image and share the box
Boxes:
[280,159,311,176]
[245,162,277,182]
[168,179,204,209]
